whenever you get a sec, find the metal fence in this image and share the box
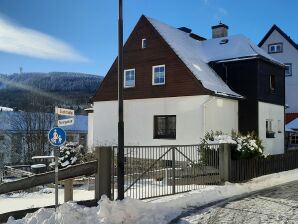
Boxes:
[112,144,220,200]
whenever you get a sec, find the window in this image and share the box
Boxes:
[124,69,135,88]
[290,133,298,145]
[0,135,4,141]
[266,119,275,138]
[154,115,176,139]
[142,38,147,49]
[152,65,165,85]
[268,43,283,53]
[285,63,292,76]
[270,74,276,93]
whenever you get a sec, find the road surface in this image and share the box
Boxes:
[176,180,298,224]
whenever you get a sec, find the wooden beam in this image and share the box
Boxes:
[0,161,97,195]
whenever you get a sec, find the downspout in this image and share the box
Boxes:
[203,96,216,135]
[222,63,228,84]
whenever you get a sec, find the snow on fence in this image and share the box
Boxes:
[0,161,97,195]
[112,144,221,200]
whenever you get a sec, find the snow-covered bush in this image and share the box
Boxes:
[57,142,83,168]
[200,131,264,160]
[231,131,264,159]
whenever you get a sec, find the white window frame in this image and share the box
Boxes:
[124,68,135,88]
[268,43,283,54]
[142,38,147,49]
[152,65,165,85]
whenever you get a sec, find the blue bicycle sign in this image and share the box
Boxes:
[48,127,66,146]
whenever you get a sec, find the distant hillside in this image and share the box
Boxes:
[0,72,102,113]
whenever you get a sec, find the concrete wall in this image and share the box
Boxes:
[258,101,284,154]
[260,30,298,113]
[92,95,238,146]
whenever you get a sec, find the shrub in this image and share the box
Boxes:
[200,131,264,160]
[56,142,83,168]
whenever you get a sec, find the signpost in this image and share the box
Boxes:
[48,127,66,210]
[48,106,74,211]
[55,107,75,116]
[58,118,75,127]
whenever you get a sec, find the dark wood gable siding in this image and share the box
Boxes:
[210,60,259,135]
[92,15,210,102]
[210,58,285,135]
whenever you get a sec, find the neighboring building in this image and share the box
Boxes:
[90,15,284,154]
[259,25,298,120]
[0,111,88,165]
[285,119,298,149]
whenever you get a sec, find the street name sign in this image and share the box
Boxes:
[55,107,75,116]
[48,127,66,146]
[58,118,74,127]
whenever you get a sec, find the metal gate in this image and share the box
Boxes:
[112,144,220,200]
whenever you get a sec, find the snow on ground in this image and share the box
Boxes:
[0,188,94,214]
[5,168,298,224]
[178,180,298,223]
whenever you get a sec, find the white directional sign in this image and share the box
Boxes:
[58,118,74,127]
[55,107,75,116]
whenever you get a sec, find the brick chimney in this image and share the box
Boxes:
[212,22,228,38]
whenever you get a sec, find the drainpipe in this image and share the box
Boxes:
[222,63,228,84]
[203,96,216,134]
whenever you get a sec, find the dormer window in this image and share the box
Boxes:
[268,43,283,53]
[124,69,135,88]
[142,38,147,49]
[152,65,165,85]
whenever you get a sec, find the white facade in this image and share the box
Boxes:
[91,95,238,146]
[259,29,298,113]
[87,112,94,150]
[258,101,284,155]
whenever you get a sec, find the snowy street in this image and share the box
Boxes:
[177,180,298,224]
[4,169,298,223]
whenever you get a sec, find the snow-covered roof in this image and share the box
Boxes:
[286,118,298,131]
[199,35,283,66]
[0,106,13,112]
[146,16,283,98]
[146,17,242,99]
[0,112,87,133]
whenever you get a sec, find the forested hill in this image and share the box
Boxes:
[0,72,102,113]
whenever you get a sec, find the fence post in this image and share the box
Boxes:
[95,146,112,200]
[64,178,74,202]
[219,143,231,182]
[172,147,176,195]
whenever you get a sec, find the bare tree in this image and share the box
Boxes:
[8,111,54,164]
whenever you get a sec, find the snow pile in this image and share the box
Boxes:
[207,134,236,144]
[7,169,298,224]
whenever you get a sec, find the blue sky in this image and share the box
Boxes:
[0,0,297,76]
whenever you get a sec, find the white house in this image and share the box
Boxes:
[90,16,284,154]
[259,25,298,116]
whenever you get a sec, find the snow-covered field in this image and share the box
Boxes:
[0,188,94,214]
[4,168,298,224]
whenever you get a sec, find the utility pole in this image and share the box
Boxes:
[54,106,59,210]
[117,0,125,200]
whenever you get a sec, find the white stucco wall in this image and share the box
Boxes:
[260,30,298,113]
[87,112,94,150]
[92,95,238,146]
[258,101,284,155]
